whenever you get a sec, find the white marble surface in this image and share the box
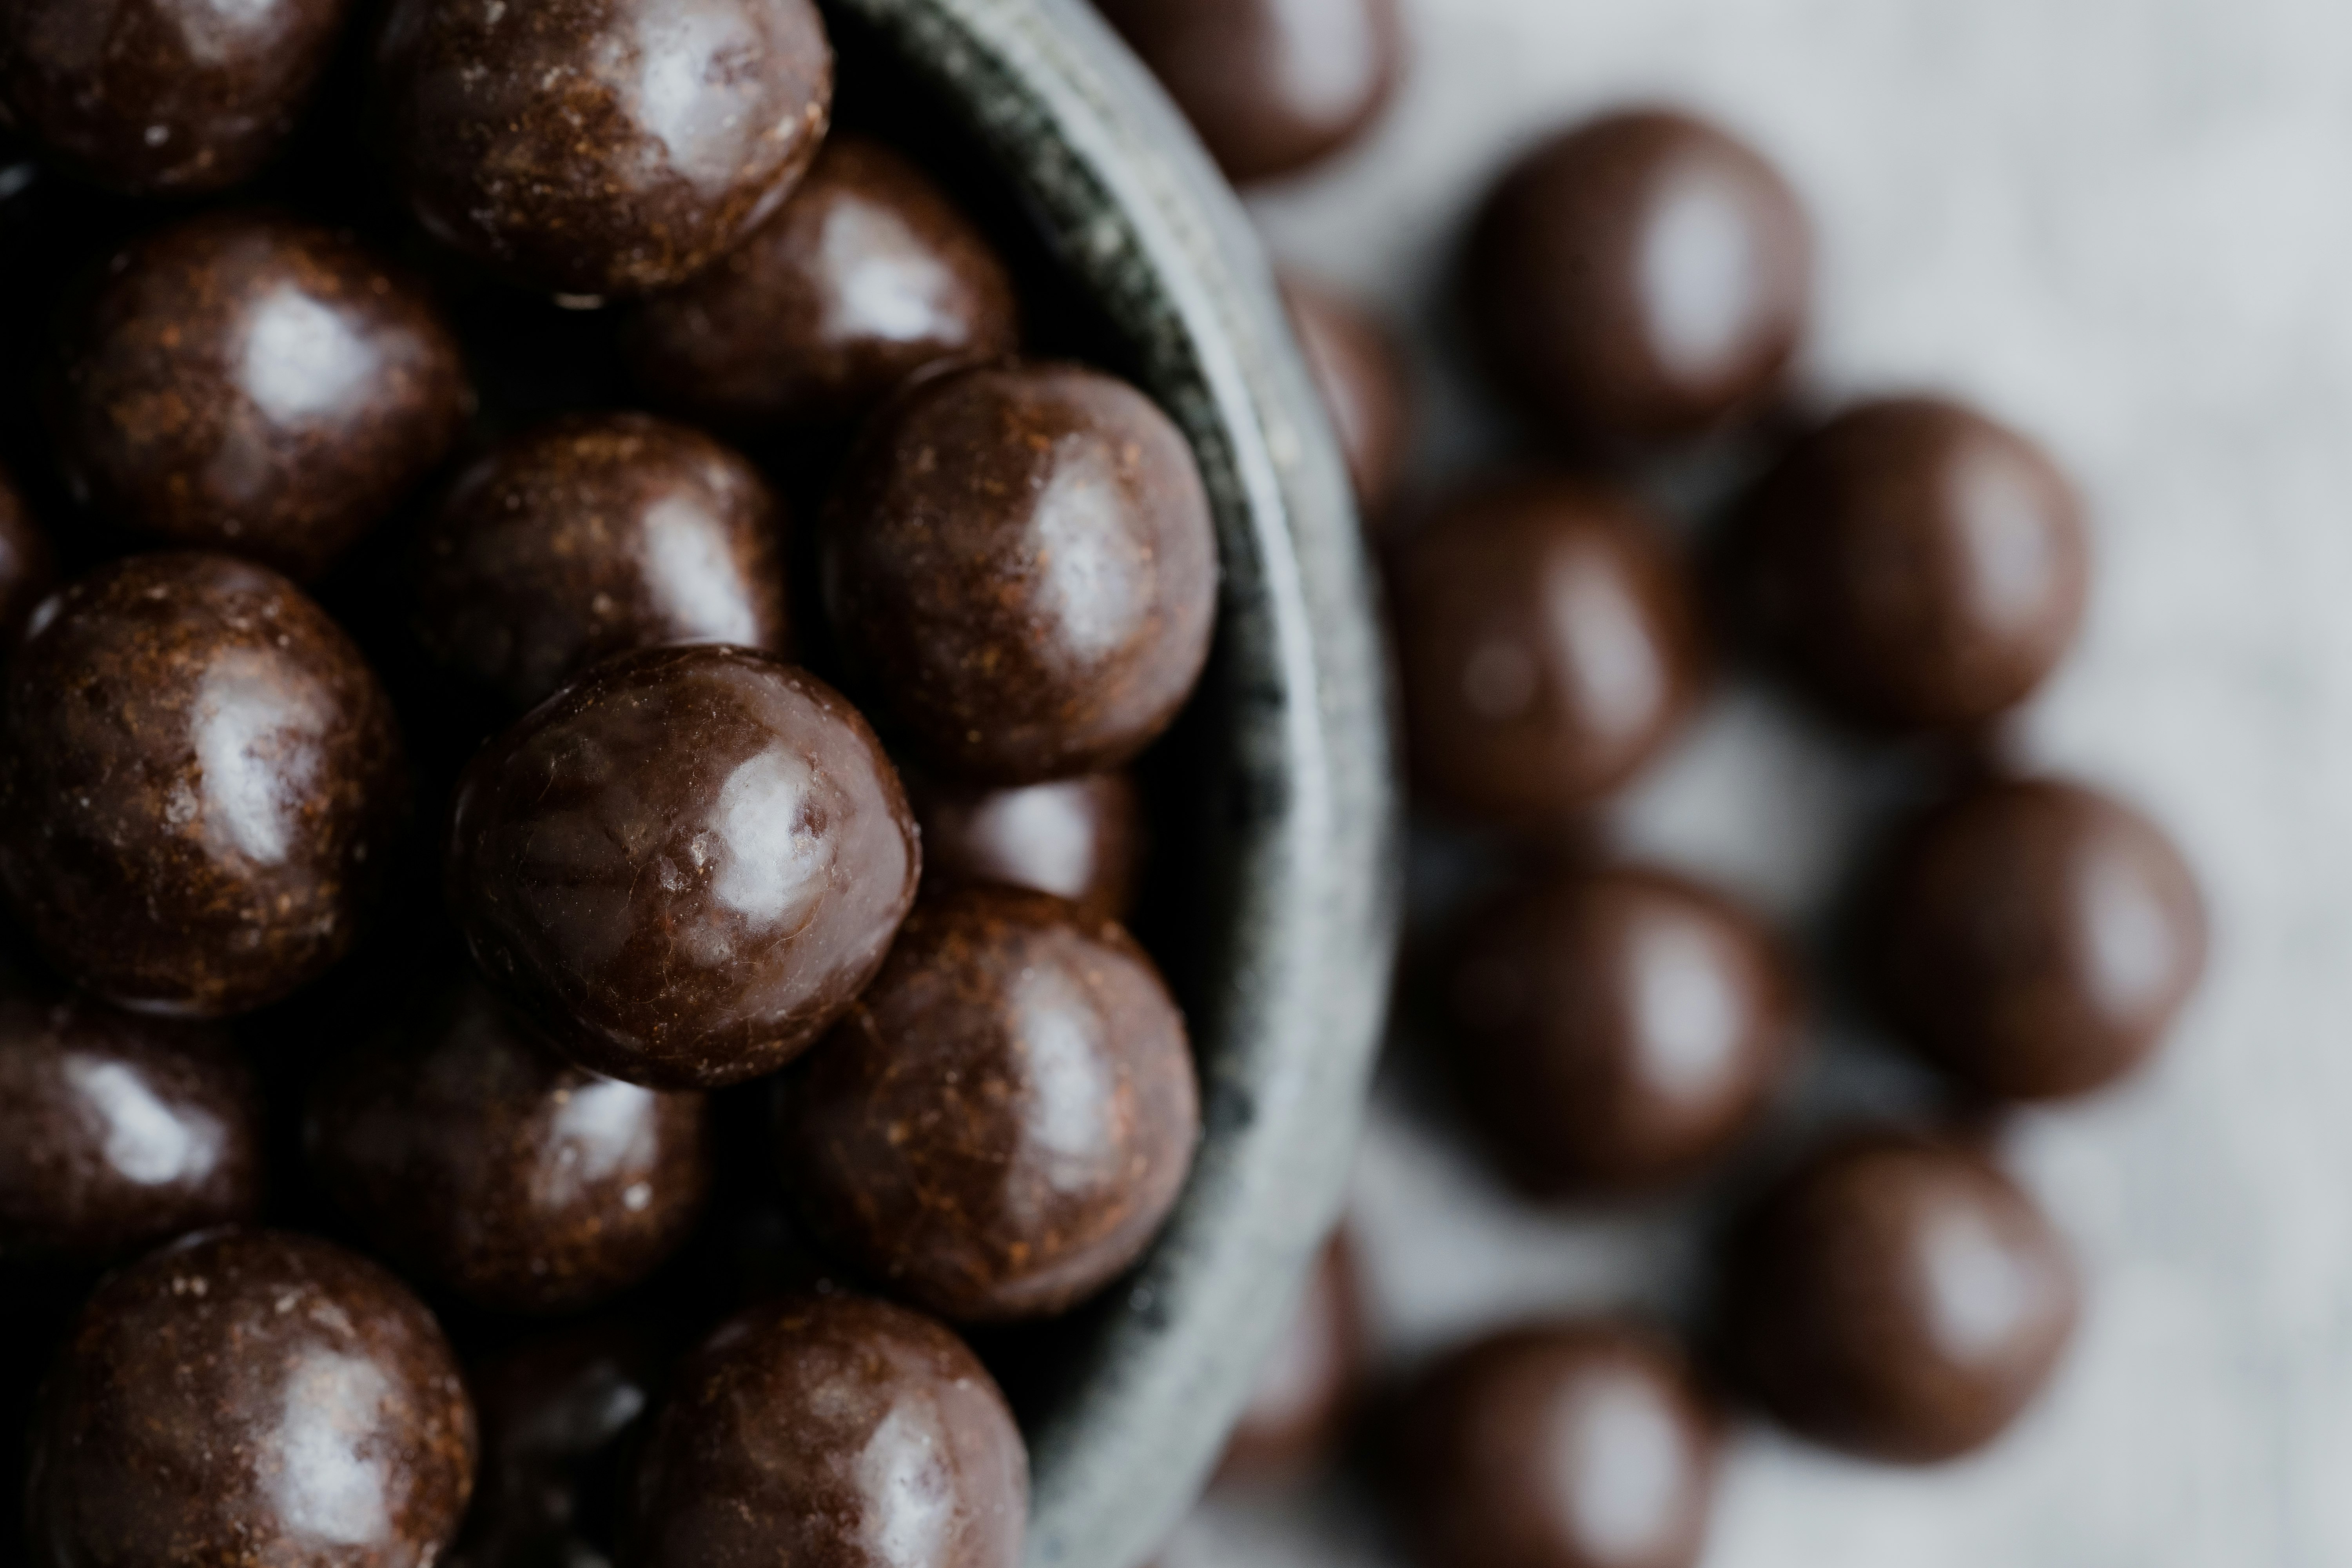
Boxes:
[1173,0,2352,1563]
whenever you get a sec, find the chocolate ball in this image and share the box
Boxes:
[1872,779,2206,1101]
[821,361,1218,784]
[0,0,353,196]
[910,769,1143,922]
[1437,866,1800,1197]
[623,134,1021,433]
[776,886,1199,1322]
[307,977,713,1314]
[26,1229,477,1568]
[375,0,834,300]
[1387,1321,1720,1568]
[0,553,408,1017]
[1465,109,1811,450]
[413,412,790,711]
[627,1294,1027,1568]
[1392,478,1705,826]
[1720,1128,2081,1463]
[0,462,56,647]
[448,644,918,1091]
[1094,0,1402,184]
[1731,397,2091,730]
[1282,271,1413,520]
[1215,1227,1367,1488]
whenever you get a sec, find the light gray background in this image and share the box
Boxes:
[1170,0,2352,1563]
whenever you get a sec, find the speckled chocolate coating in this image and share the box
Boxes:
[1465,109,1811,449]
[1731,397,2091,730]
[26,1228,477,1568]
[627,1293,1027,1568]
[624,135,1020,432]
[307,977,713,1313]
[1438,866,1800,1196]
[1719,1128,2081,1463]
[777,886,1199,1322]
[374,0,835,299]
[0,461,56,646]
[1392,477,1706,826]
[910,769,1143,922]
[413,412,790,711]
[50,211,469,582]
[1873,779,2207,1102]
[0,553,408,1017]
[448,644,918,1091]
[820,361,1218,784]
[0,0,353,196]
[1094,0,1402,184]
[1214,1227,1366,1488]
[1281,272,1413,520]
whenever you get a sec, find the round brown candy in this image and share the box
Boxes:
[628,1293,1027,1568]
[1392,478,1705,826]
[623,134,1020,433]
[307,977,713,1314]
[0,553,407,1017]
[26,1228,477,1568]
[1872,778,2206,1101]
[0,462,56,646]
[0,0,353,196]
[375,0,834,300]
[1465,109,1811,450]
[413,412,790,711]
[820,361,1218,784]
[1282,271,1414,520]
[1094,0,1402,185]
[1720,1128,2081,1463]
[777,886,1199,1322]
[1731,397,2091,730]
[1214,1227,1367,1488]
[910,770,1143,923]
[448,644,918,1091]
[1387,1321,1720,1568]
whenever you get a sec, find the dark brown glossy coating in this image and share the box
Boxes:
[0,553,408,1017]
[910,770,1143,923]
[1732,397,2091,730]
[1282,272,1413,521]
[1873,779,2206,1101]
[777,886,1199,1322]
[1392,478,1706,826]
[414,412,790,711]
[26,1228,478,1568]
[0,461,56,647]
[1094,0,1402,184]
[1438,866,1799,1197]
[1720,1128,2081,1463]
[1214,1227,1366,1488]
[0,0,353,196]
[624,135,1021,433]
[1465,109,1811,449]
[307,977,713,1313]
[375,0,834,299]
[449,644,918,1091]
[821,361,1218,784]
[627,1294,1027,1568]
[1387,1321,1720,1568]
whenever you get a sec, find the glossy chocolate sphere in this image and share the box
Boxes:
[1873,779,2206,1101]
[627,1294,1027,1568]
[910,770,1143,922]
[307,977,713,1313]
[0,462,56,645]
[1282,271,1413,520]
[448,644,918,1091]
[821,361,1218,784]
[51,211,469,581]
[1215,1227,1367,1487]
[1720,1128,2081,1463]
[1465,109,1811,449]
[1438,866,1799,1196]
[375,0,834,299]
[1094,0,1402,184]
[1387,1321,1720,1568]
[27,1229,477,1568]
[777,886,1199,1322]
[1392,478,1705,826]
[0,553,407,1017]
[624,135,1020,432]
[413,412,790,711]
[0,0,353,196]
[1732,397,2091,730]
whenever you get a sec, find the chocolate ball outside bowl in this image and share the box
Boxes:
[909,769,1144,922]
[1214,1225,1367,1488]
[1281,270,1414,521]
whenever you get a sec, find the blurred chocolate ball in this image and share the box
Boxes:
[910,769,1143,922]
[1282,271,1414,520]
[1215,1227,1367,1488]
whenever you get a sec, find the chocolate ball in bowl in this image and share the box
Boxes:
[0,463,56,646]
[911,769,1144,922]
